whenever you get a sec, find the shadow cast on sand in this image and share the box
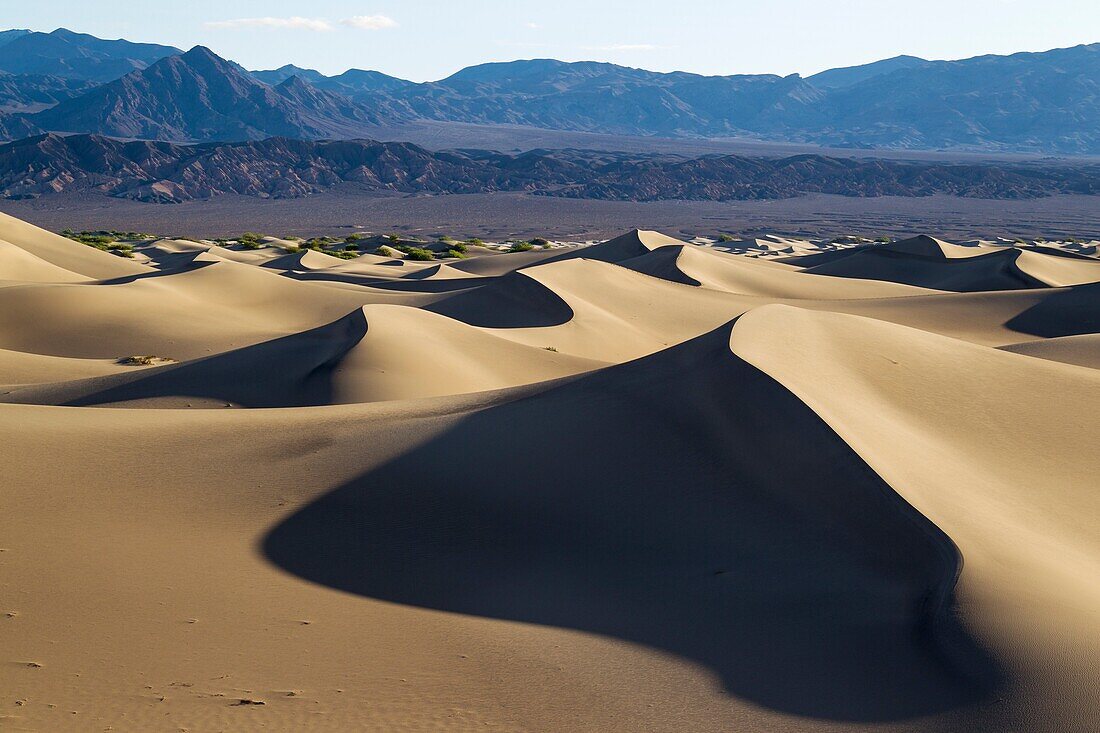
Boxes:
[1006,282,1100,338]
[262,324,1003,722]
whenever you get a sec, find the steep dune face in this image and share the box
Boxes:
[1,215,1098,732]
[730,305,1100,725]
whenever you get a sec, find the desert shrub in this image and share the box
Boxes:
[874,236,891,243]
[405,247,435,261]
[510,241,534,252]
[465,238,484,246]
[344,242,359,251]
[106,242,135,257]
[345,233,364,243]
[529,237,549,247]
[387,234,401,244]
[449,242,467,254]
[63,232,114,245]
[239,232,264,244]
[118,355,176,366]
[443,249,468,259]
[717,234,735,242]
[284,245,301,253]
[376,245,399,257]
[543,346,558,352]
[438,235,454,243]
[329,250,360,259]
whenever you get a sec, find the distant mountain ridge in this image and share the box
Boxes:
[31,47,397,142]
[0,28,179,82]
[1,133,1095,203]
[0,30,1097,153]
[252,65,411,95]
[807,55,930,89]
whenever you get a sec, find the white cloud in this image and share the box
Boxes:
[526,22,540,29]
[205,17,334,32]
[340,15,398,30]
[584,43,663,52]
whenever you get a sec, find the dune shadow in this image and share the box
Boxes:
[262,325,1002,722]
[286,270,489,293]
[21,309,370,408]
[92,259,218,285]
[1005,281,1100,338]
[425,270,575,328]
[808,248,1044,292]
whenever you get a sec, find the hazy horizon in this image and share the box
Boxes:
[1,0,1096,82]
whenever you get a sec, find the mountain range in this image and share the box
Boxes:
[0,29,1096,155]
[1,132,1095,203]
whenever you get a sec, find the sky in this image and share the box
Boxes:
[1,1,1097,81]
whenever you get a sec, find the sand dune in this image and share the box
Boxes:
[731,305,1100,726]
[619,243,934,297]
[1,212,1097,732]
[0,238,91,283]
[1,305,607,407]
[999,333,1100,369]
[0,211,150,279]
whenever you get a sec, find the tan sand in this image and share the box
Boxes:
[0,213,1097,732]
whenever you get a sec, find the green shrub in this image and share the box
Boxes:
[387,234,401,244]
[443,249,468,259]
[465,238,484,246]
[329,250,360,259]
[376,245,398,257]
[406,247,435,261]
[717,234,735,242]
[344,242,359,251]
[529,237,549,247]
[345,233,363,243]
[510,241,534,252]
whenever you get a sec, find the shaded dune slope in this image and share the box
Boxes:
[730,305,1100,726]
[263,318,1007,725]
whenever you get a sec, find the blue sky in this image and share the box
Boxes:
[2,0,1097,81]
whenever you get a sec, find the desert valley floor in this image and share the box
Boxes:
[0,212,1098,731]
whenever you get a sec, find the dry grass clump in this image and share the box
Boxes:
[118,355,177,366]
